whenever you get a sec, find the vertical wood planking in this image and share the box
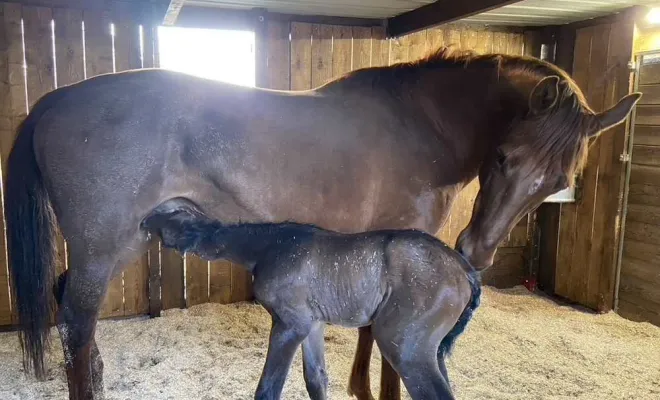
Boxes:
[290,22,312,90]
[581,23,614,309]
[427,28,444,53]
[476,30,493,54]
[160,247,185,310]
[492,31,508,53]
[331,25,351,78]
[266,20,290,90]
[445,28,461,49]
[84,9,123,318]
[185,254,208,306]
[0,3,24,325]
[370,26,389,67]
[389,36,407,65]
[311,24,332,87]
[568,25,604,306]
[593,20,634,311]
[351,26,371,70]
[461,29,478,52]
[555,27,593,299]
[407,30,427,61]
[209,259,231,303]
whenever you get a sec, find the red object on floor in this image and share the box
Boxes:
[524,277,537,292]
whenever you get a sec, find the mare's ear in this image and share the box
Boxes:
[588,92,642,138]
[529,76,560,115]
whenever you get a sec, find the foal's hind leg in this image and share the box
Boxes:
[302,322,328,400]
[375,336,454,400]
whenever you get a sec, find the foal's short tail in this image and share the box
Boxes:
[5,89,66,379]
[438,269,482,358]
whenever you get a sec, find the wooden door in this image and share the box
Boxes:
[617,52,660,326]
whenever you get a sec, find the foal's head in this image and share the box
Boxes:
[142,208,227,259]
[451,53,640,269]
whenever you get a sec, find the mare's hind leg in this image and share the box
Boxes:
[54,270,104,398]
[378,357,401,400]
[348,326,375,400]
[302,322,328,400]
[58,233,147,400]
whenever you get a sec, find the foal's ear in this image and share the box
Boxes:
[528,76,560,115]
[588,92,642,138]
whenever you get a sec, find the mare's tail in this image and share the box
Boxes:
[438,269,482,358]
[6,89,66,379]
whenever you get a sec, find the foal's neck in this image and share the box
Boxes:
[210,222,314,268]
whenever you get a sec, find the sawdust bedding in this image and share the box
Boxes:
[1,286,659,399]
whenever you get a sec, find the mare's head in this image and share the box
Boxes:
[142,208,227,260]
[452,52,641,269]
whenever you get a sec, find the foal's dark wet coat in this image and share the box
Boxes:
[142,205,481,400]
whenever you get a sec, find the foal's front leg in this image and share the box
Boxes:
[255,317,309,400]
[302,322,328,400]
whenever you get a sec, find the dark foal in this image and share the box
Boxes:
[142,205,481,400]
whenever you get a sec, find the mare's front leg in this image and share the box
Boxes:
[302,322,328,400]
[348,326,376,400]
[255,316,310,400]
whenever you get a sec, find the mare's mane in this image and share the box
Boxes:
[323,45,591,177]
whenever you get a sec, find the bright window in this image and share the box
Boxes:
[157,26,255,87]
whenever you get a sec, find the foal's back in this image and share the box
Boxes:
[253,229,470,329]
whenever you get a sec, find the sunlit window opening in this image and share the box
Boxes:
[157,26,256,87]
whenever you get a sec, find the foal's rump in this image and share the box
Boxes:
[370,232,480,356]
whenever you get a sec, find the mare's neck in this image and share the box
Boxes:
[406,63,514,185]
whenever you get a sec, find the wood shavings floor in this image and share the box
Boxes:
[1,286,659,399]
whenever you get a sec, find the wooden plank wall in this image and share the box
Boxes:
[617,56,660,326]
[0,1,158,327]
[554,18,636,312]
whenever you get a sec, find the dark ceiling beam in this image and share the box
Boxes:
[387,0,523,38]
[163,0,186,25]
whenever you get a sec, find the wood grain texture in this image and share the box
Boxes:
[290,22,312,90]
[0,2,24,326]
[331,25,351,78]
[160,248,185,310]
[555,25,593,303]
[185,254,208,307]
[266,20,290,90]
[311,24,332,88]
[633,125,660,146]
[370,26,389,67]
[481,247,525,288]
[351,26,371,70]
[209,259,231,304]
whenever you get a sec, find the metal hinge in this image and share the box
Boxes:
[628,60,637,72]
[620,153,631,162]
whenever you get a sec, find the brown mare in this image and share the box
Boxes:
[6,47,639,400]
